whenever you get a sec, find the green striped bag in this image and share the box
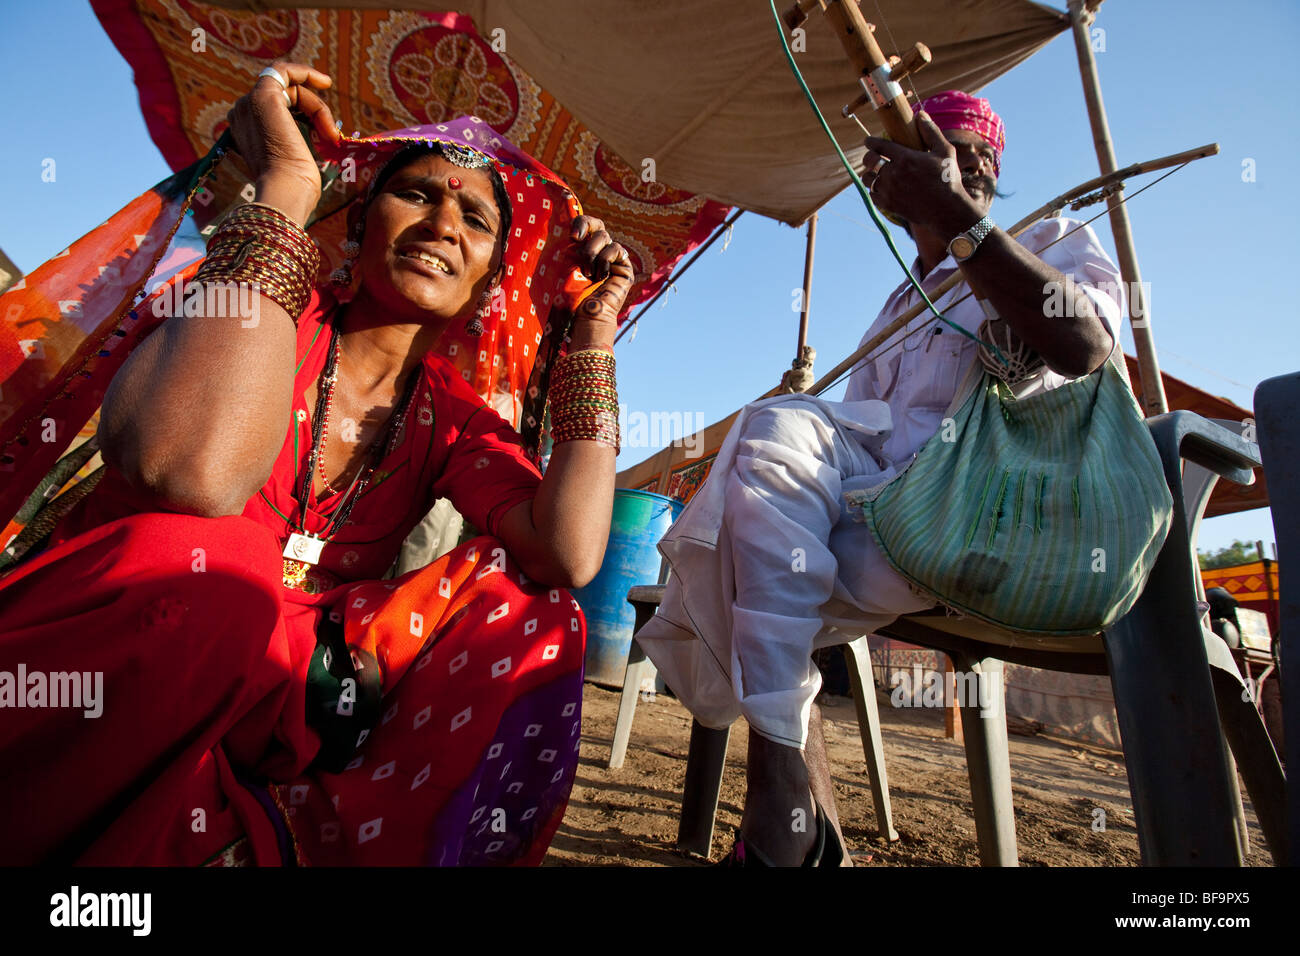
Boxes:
[847,355,1173,635]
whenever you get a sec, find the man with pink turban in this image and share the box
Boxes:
[635,91,1125,865]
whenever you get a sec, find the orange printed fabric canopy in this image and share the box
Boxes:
[91,0,732,311]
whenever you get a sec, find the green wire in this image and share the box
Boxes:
[768,0,1006,365]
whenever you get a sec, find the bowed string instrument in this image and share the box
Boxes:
[782,0,933,150]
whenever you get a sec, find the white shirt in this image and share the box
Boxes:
[844,216,1125,469]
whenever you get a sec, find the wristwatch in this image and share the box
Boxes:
[948,215,996,262]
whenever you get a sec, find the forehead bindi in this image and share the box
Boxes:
[388,156,497,208]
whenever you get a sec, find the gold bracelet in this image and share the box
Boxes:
[194,203,321,323]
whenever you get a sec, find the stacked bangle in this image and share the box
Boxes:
[193,202,320,323]
[549,348,619,451]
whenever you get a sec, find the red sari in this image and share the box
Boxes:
[0,289,586,866]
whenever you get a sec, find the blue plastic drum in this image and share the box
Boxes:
[572,489,683,687]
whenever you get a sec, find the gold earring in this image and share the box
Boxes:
[332,233,362,287]
[466,285,498,336]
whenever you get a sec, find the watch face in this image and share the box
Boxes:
[950,235,975,259]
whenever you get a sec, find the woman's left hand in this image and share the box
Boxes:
[566,215,633,346]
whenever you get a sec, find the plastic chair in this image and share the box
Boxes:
[1253,371,1299,864]
[610,600,898,854]
[610,411,1287,865]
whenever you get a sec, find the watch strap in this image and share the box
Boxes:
[950,215,996,261]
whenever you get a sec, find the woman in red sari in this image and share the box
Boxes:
[0,62,631,865]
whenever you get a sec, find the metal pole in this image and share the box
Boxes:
[796,212,818,357]
[1067,0,1168,415]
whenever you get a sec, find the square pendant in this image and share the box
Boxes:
[283,532,325,566]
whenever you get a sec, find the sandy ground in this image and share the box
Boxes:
[544,683,1276,867]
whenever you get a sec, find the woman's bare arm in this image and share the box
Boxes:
[99,62,339,516]
[496,219,631,589]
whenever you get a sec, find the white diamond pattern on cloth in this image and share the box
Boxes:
[413,705,431,730]
[275,538,587,866]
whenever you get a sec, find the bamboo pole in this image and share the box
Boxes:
[1068,0,1168,415]
[796,212,818,357]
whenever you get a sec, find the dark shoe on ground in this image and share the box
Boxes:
[718,804,844,867]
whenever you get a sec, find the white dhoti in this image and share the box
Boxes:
[634,393,935,749]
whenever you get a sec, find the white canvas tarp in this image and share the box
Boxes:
[211,1,1068,223]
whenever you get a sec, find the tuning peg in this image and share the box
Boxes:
[782,0,827,31]
[890,42,932,83]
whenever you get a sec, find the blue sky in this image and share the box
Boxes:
[1,0,1296,555]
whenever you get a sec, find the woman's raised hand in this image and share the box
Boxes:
[567,215,633,347]
[225,61,342,226]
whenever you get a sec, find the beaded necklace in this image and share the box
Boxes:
[281,324,420,589]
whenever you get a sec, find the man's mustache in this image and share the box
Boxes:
[963,172,996,197]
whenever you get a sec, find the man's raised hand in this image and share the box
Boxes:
[860,110,981,233]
